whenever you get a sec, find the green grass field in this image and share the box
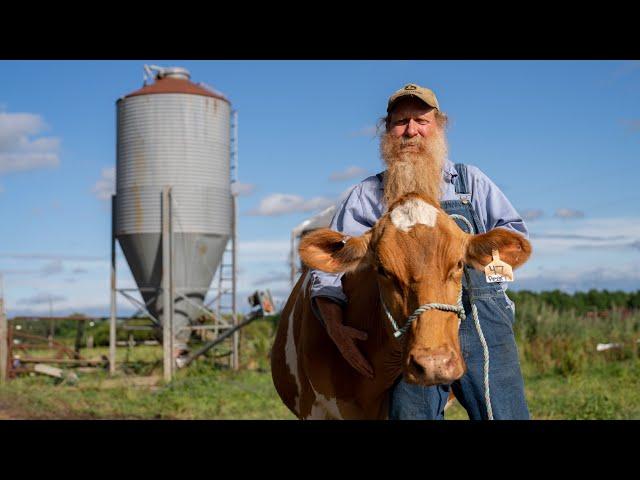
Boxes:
[2,303,639,420]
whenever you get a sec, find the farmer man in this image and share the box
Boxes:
[308,83,530,420]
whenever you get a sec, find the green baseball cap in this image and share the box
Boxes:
[387,83,440,112]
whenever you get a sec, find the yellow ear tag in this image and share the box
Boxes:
[484,249,514,283]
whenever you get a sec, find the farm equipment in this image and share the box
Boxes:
[181,289,276,368]
[7,318,108,379]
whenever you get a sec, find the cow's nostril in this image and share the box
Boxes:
[409,356,426,376]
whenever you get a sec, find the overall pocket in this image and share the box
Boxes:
[490,294,516,327]
[462,294,515,348]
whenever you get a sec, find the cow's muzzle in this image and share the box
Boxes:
[406,346,465,386]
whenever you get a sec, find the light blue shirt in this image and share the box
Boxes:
[309,159,528,305]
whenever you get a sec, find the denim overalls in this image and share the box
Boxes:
[388,163,530,420]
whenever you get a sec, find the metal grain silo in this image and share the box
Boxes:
[115,65,232,354]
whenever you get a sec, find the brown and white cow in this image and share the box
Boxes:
[271,192,531,419]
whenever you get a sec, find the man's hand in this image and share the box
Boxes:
[315,297,374,379]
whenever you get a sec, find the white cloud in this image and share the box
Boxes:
[234,239,293,302]
[329,166,367,182]
[532,233,626,241]
[554,208,584,219]
[0,153,59,174]
[0,113,47,148]
[92,166,115,201]
[0,112,60,174]
[521,209,544,221]
[247,193,335,216]
[41,259,64,277]
[237,240,290,261]
[515,263,640,293]
[231,182,256,196]
[527,216,640,256]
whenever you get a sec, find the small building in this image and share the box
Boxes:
[289,205,336,287]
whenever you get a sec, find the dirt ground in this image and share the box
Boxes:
[0,401,27,420]
[0,375,163,420]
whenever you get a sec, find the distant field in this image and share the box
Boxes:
[2,299,640,420]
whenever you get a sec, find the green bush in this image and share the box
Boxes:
[90,319,159,346]
[511,295,640,376]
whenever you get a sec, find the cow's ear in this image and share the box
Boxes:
[465,228,532,271]
[299,229,372,274]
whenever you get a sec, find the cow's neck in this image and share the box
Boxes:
[342,267,403,391]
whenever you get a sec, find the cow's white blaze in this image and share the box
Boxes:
[390,198,438,232]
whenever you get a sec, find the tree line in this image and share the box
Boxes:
[507,289,640,314]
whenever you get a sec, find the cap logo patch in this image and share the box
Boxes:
[405,85,417,90]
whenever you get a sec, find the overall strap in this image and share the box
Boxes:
[452,162,485,234]
[376,172,384,183]
[453,163,470,195]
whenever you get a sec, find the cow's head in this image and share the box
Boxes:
[299,193,531,386]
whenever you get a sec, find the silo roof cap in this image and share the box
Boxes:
[122,76,230,103]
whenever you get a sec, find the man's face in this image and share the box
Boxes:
[388,98,440,152]
[381,97,447,206]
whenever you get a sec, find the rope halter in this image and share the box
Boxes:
[380,287,466,339]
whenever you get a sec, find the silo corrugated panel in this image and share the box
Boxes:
[116,93,231,234]
[115,70,232,350]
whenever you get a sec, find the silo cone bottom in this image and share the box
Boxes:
[117,232,230,352]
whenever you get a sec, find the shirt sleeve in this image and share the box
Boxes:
[308,182,376,306]
[468,165,529,239]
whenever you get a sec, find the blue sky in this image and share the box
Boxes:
[1,60,639,317]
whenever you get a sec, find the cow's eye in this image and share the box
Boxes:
[457,260,464,270]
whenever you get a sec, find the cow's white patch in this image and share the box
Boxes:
[390,198,438,232]
[301,269,311,293]
[305,376,343,420]
[305,392,343,420]
[284,308,301,413]
[284,272,310,414]
[306,403,329,420]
